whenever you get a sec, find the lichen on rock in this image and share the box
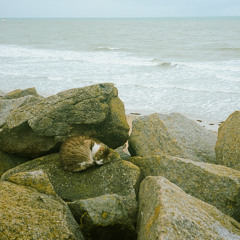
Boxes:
[0,83,129,158]
[129,113,217,163]
[137,176,240,240]
[215,111,240,170]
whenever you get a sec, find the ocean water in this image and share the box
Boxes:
[0,18,239,122]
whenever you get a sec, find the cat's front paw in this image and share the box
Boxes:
[95,159,104,165]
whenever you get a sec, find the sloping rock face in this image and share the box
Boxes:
[0,171,84,240]
[215,111,240,170]
[130,155,240,221]
[0,93,42,128]
[2,153,140,202]
[137,176,240,240]
[3,87,40,99]
[6,170,57,196]
[68,194,137,240]
[0,150,28,177]
[0,90,5,97]
[129,113,217,163]
[0,83,129,158]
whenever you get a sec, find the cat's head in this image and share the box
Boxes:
[94,145,110,159]
[94,145,113,164]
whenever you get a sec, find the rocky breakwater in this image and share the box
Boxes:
[128,111,240,239]
[0,84,129,158]
[0,84,240,240]
[0,84,140,240]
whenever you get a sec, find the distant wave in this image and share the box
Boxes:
[157,62,178,68]
[94,46,126,52]
[176,61,240,73]
[220,47,240,52]
[117,82,240,95]
[151,59,179,68]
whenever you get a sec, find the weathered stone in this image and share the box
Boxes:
[1,152,140,202]
[3,87,40,99]
[215,111,240,170]
[0,150,28,177]
[6,170,57,196]
[0,94,42,127]
[115,144,131,160]
[0,178,84,239]
[129,113,217,163]
[0,83,129,158]
[130,155,240,221]
[137,176,240,240]
[0,90,5,97]
[68,194,137,240]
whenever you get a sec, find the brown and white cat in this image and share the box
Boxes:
[60,136,111,172]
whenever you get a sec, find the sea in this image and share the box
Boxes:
[0,18,239,122]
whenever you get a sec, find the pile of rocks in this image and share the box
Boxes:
[0,84,239,240]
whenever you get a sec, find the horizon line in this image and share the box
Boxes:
[1,16,240,19]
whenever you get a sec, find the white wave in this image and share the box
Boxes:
[96,46,122,51]
[178,60,240,72]
[0,44,159,67]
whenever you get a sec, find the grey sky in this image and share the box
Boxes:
[1,0,240,18]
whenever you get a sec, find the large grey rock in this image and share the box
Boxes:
[1,152,140,202]
[0,83,129,158]
[0,150,28,177]
[215,111,240,170]
[129,113,217,163]
[0,171,84,240]
[137,176,240,240]
[130,155,240,221]
[68,194,137,240]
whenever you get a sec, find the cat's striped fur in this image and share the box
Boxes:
[60,136,111,172]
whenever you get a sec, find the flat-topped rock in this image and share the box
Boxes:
[1,152,140,202]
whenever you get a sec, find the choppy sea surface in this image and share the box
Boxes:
[0,18,239,122]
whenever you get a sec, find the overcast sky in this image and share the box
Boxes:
[1,0,240,18]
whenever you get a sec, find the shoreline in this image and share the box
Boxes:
[126,111,221,134]
[0,89,222,133]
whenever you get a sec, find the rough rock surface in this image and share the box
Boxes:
[2,152,140,202]
[0,83,129,158]
[215,111,240,170]
[0,172,84,240]
[68,194,137,240]
[0,150,28,177]
[129,113,217,163]
[0,94,42,128]
[6,170,57,196]
[130,155,240,221]
[3,87,40,99]
[0,90,5,97]
[137,176,240,240]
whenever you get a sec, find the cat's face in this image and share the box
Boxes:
[94,146,110,161]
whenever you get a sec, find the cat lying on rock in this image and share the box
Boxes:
[60,136,112,172]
